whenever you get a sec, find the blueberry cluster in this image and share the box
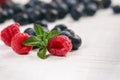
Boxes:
[24,21,82,50]
[0,0,112,25]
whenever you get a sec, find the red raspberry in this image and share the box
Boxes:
[0,0,8,3]
[1,23,20,46]
[11,33,32,55]
[47,35,72,56]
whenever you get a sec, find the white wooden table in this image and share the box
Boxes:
[0,0,120,80]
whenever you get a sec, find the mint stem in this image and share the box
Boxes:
[37,48,47,59]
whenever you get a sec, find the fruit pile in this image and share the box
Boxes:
[0,23,82,59]
[1,0,118,25]
[24,21,82,50]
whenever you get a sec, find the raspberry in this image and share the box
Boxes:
[47,35,72,56]
[0,0,7,3]
[11,33,32,55]
[1,23,20,46]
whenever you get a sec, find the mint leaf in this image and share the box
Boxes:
[37,48,48,59]
[43,32,48,40]
[23,24,61,59]
[47,30,60,40]
[34,24,44,36]
[24,36,41,46]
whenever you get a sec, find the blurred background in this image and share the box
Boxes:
[0,0,120,26]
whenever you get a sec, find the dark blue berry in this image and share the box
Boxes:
[58,3,69,19]
[70,3,85,20]
[64,0,79,10]
[25,0,42,9]
[60,28,81,50]
[40,3,55,9]
[45,9,58,22]
[12,4,25,14]
[0,10,8,23]
[40,3,58,22]
[102,0,111,8]
[24,28,35,36]
[52,1,69,19]
[71,34,82,50]
[1,1,15,9]
[112,5,120,14]
[13,13,29,25]
[52,24,67,32]
[60,30,73,39]
[25,8,41,23]
[33,6,45,20]
[6,9,14,19]
[63,29,75,36]
[60,31,82,50]
[85,2,98,16]
[91,0,100,8]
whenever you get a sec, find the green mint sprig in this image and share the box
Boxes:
[24,24,60,59]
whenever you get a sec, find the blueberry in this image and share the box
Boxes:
[91,0,100,8]
[6,9,14,19]
[60,31,82,50]
[0,10,8,23]
[112,5,120,14]
[63,29,75,36]
[45,9,58,22]
[39,3,58,22]
[64,0,79,10]
[52,24,67,32]
[25,8,43,23]
[71,34,82,50]
[12,4,25,14]
[82,0,90,4]
[52,1,69,19]
[102,0,111,8]
[13,13,29,25]
[1,1,15,9]
[52,0,64,3]
[34,6,46,20]
[25,0,42,9]
[2,2,25,14]
[85,2,98,16]
[24,28,35,36]
[0,8,14,22]
[70,3,85,20]
[25,8,41,23]
[34,21,49,32]
[40,3,55,9]
[60,30,73,39]
[57,3,69,19]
